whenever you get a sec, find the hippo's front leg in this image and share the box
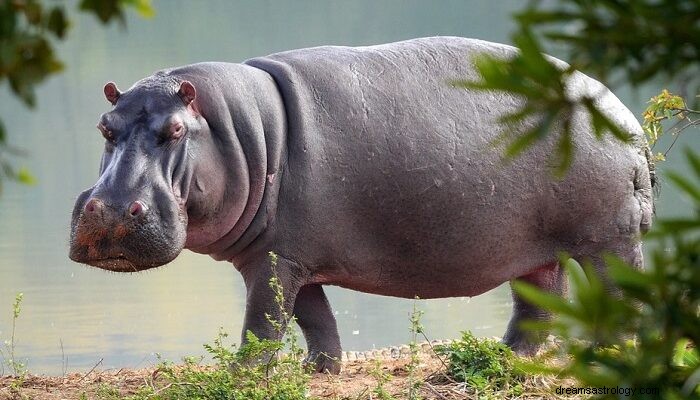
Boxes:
[293,284,342,374]
[239,255,305,356]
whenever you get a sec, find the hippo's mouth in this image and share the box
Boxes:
[86,256,152,273]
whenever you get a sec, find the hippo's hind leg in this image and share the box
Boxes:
[502,262,567,356]
[502,241,644,355]
[293,284,342,374]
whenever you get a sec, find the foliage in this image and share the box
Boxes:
[514,150,700,399]
[0,0,154,194]
[435,331,525,398]
[461,0,700,175]
[518,0,700,87]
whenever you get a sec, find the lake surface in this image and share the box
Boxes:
[0,1,695,375]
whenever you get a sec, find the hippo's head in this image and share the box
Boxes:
[70,76,219,272]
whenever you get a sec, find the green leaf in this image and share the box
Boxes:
[16,167,36,185]
[80,0,125,24]
[24,1,43,25]
[667,171,700,203]
[605,255,655,288]
[659,218,700,232]
[505,111,556,159]
[512,29,559,83]
[686,148,700,180]
[80,0,154,24]
[512,281,579,317]
[585,98,631,142]
[673,339,700,367]
[47,7,69,39]
[564,258,590,296]
[121,0,155,19]
[553,122,573,178]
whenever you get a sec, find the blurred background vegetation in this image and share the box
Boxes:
[0,0,153,193]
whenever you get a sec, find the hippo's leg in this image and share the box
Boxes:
[293,284,342,374]
[502,262,567,356]
[239,256,305,359]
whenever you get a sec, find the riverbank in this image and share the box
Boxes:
[0,346,580,400]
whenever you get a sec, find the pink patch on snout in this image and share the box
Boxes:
[267,173,276,184]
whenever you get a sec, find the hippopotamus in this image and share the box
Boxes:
[69,37,654,373]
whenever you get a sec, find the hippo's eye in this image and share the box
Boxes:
[97,123,116,144]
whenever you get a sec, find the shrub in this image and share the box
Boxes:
[435,331,525,398]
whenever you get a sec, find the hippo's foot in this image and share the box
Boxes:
[304,350,341,374]
[293,284,343,374]
[502,330,544,357]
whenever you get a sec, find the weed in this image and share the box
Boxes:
[0,293,26,378]
[406,297,423,400]
[369,360,396,400]
[95,383,122,399]
[1,292,28,400]
[435,331,524,399]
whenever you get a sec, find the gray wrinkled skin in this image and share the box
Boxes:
[69,37,654,374]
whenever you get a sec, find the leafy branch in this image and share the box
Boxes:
[643,89,700,161]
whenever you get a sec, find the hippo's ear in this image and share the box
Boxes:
[103,82,121,105]
[178,81,196,106]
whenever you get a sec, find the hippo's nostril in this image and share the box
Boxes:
[128,201,146,217]
[84,198,104,215]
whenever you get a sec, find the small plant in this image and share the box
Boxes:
[94,383,123,400]
[369,360,396,400]
[435,331,525,398]
[406,297,424,400]
[1,293,27,379]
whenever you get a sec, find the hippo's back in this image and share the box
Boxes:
[245,37,652,298]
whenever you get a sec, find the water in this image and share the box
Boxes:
[0,0,695,375]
